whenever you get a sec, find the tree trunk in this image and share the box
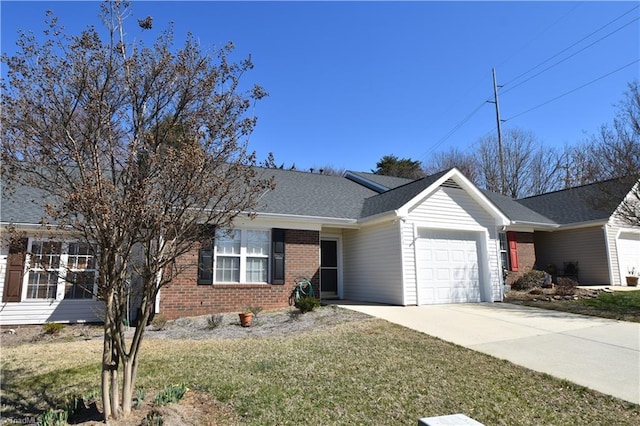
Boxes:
[110,344,121,418]
[101,333,112,421]
[121,357,136,415]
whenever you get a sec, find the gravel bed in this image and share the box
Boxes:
[145,305,371,340]
[0,305,371,346]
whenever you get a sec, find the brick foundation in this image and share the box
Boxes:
[159,229,320,319]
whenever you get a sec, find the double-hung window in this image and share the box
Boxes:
[498,232,510,271]
[25,240,96,300]
[65,242,96,299]
[27,241,62,299]
[213,229,270,283]
[215,230,241,282]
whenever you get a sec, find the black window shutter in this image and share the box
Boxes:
[271,228,285,285]
[2,238,28,302]
[198,228,215,285]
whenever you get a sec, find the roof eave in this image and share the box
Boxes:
[356,210,399,227]
[555,218,609,230]
[252,212,360,228]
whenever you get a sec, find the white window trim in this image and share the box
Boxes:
[214,229,271,284]
[21,238,98,301]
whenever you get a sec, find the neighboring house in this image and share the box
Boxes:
[1,167,638,325]
[516,179,640,286]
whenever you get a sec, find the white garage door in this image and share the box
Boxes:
[617,232,640,284]
[417,229,482,304]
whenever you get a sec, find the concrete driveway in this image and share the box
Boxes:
[336,302,640,404]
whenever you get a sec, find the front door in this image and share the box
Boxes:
[320,239,338,298]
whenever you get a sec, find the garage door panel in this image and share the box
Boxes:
[451,250,466,262]
[435,249,449,261]
[417,229,482,304]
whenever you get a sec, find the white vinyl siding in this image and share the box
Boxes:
[0,299,104,325]
[534,227,609,285]
[402,187,501,304]
[342,221,404,305]
[606,209,640,285]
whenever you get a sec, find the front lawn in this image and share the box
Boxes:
[506,288,640,322]
[2,313,639,425]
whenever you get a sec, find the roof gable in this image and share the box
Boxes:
[360,168,510,225]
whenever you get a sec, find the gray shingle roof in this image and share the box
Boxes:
[481,190,556,225]
[1,168,380,224]
[360,170,450,217]
[255,168,378,219]
[1,179,57,225]
[4,165,632,227]
[516,179,632,224]
[345,171,414,192]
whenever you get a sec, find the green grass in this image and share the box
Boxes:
[519,290,640,322]
[2,316,639,425]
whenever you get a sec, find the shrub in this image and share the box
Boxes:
[297,296,321,313]
[37,408,68,426]
[512,270,549,291]
[42,322,65,335]
[556,277,579,296]
[206,314,224,329]
[247,305,263,319]
[154,384,188,406]
[135,387,147,408]
[150,314,168,331]
[142,410,164,426]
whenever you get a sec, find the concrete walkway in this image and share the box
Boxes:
[335,302,640,404]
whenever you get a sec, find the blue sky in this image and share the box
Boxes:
[2,1,638,173]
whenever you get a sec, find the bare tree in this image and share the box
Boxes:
[476,128,564,198]
[583,81,640,225]
[562,143,603,187]
[1,1,272,420]
[423,147,479,184]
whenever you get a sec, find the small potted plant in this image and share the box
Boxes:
[626,267,638,287]
[238,310,253,327]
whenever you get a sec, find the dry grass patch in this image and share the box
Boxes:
[2,310,639,425]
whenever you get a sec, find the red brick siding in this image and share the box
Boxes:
[505,232,536,285]
[159,229,320,319]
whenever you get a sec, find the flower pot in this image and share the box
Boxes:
[239,312,253,327]
[626,276,638,287]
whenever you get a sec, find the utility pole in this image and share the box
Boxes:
[491,68,506,195]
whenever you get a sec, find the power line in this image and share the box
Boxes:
[502,6,639,94]
[421,5,638,161]
[496,1,584,71]
[419,99,490,161]
[505,59,639,122]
